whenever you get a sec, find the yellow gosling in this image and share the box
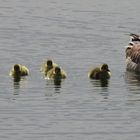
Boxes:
[88,64,111,80]
[40,59,58,76]
[47,66,67,80]
[9,64,29,77]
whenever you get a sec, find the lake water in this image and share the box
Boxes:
[0,0,140,139]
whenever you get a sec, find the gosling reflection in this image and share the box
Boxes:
[45,79,62,95]
[90,79,109,99]
[54,78,61,86]
[100,79,109,87]
[54,79,62,93]
[13,76,21,90]
[13,75,21,82]
[13,80,20,92]
[90,78,109,87]
[12,76,27,95]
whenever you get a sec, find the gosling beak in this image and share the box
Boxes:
[107,69,110,72]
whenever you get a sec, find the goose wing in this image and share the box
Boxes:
[129,45,140,63]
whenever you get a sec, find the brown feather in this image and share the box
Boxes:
[127,45,140,63]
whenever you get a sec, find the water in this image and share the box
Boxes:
[0,0,140,139]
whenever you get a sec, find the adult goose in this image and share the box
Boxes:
[126,33,140,72]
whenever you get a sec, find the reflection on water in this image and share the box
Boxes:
[125,71,140,92]
[124,71,140,102]
[90,79,109,87]
[54,79,62,93]
[90,79,109,99]
[45,79,62,95]
[12,76,28,95]
[100,79,109,87]
[13,76,21,83]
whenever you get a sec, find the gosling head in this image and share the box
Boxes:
[14,64,20,73]
[54,67,61,74]
[47,59,53,68]
[101,64,109,71]
[100,64,111,79]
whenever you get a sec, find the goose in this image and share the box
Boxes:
[126,44,140,72]
[126,34,140,72]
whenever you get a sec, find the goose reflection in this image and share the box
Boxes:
[124,71,140,103]
[125,71,140,93]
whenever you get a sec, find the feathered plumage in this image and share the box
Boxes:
[40,59,58,76]
[126,34,140,72]
[9,64,29,77]
[88,64,111,80]
[130,33,140,42]
[47,66,67,80]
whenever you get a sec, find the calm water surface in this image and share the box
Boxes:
[0,0,140,139]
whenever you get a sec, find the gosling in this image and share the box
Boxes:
[47,66,67,80]
[88,64,111,80]
[40,59,58,76]
[9,64,29,77]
